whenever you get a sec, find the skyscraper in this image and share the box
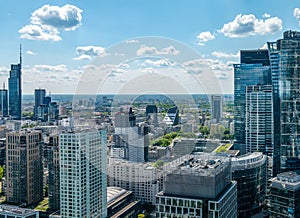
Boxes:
[34,88,46,119]
[268,30,300,172]
[8,46,22,120]
[48,134,60,212]
[210,95,223,123]
[245,85,276,176]
[234,49,271,154]
[0,84,8,116]
[6,130,43,206]
[114,108,149,163]
[60,129,107,218]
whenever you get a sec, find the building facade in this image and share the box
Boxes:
[156,154,237,218]
[211,95,223,123]
[48,134,60,212]
[268,30,300,172]
[108,158,159,204]
[59,129,107,218]
[234,49,271,154]
[245,85,275,177]
[0,87,8,116]
[6,130,43,206]
[231,152,268,217]
[114,108,149,163]
[269,171,300,217]
[8,63,22,120]
[34,88,46,119]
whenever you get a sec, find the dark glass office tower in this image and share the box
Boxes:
[34,88,46,119]
[234,49,271,154]
[268,30,300,172]
[0,85,8,116]
[8,47,22,120]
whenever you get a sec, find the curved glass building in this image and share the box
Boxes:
[232,152,267,217]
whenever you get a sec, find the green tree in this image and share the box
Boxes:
[199,126,210,135]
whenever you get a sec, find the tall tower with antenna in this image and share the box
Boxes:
[8,45,22,120]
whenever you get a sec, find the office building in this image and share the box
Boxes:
[245,85,276,176]
[6,130,43,206]
[268,30,300,172]
[34,88,46,119]
[156,154,237,218]
[234,49,271,154]
[108,158,159,204]
[0,205,39,218]
[269,171,300,217]
[60,129,107,218]
[0,84,8,116]
[231,152,267,217]
[48,134,60,212]
[8,47,22,120]
[211,95,223,123]
[114,108,149,163]
[163,106,179,126]
[146,105,158,127]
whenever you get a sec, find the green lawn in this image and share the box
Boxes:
[34,198,49,211]
[215,143,232,153]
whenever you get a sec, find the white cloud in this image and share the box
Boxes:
[125,39,139,44]
[34,64,67,72]
[19,24,61,41]
[19,4,82,41]
[142,59,176,67]
[196,31,215,45]
[26,50,37,55]
[73,46,107,60]
[294,8,300,25]
[220,14,282,38]
[262,13,271,18]
[137,45,179,56]
[211,51,239,59]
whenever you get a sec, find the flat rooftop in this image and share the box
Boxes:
[0,204,37,216]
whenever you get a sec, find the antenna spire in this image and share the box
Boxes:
[2,82,5,90]
[19,44,22,68]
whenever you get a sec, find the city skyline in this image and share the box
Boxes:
[0,0,300,94]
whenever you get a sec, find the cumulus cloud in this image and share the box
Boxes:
[19,4,82,41]
[211,51,239,59]
[26,50,37,55]
[137,45,179,56]
[19,24,61,41]
[197,31,215,45]
[34,64,67,72]
[183,58,233,80]
[262,13,271,18]
[294,8,300,25]
[220,14,282,38]
[73,46,107,60]
[142,59,176,67]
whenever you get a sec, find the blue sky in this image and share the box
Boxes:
[0,0,299,94]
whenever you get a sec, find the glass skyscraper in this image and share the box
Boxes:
[245,85,275,177]
[234,50,271,154]
[268,30,300,171]
[8,50,22,120]
[0,87,8,116]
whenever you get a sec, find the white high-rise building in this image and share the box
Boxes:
[108,158,159,204]
[60,129,107,218]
